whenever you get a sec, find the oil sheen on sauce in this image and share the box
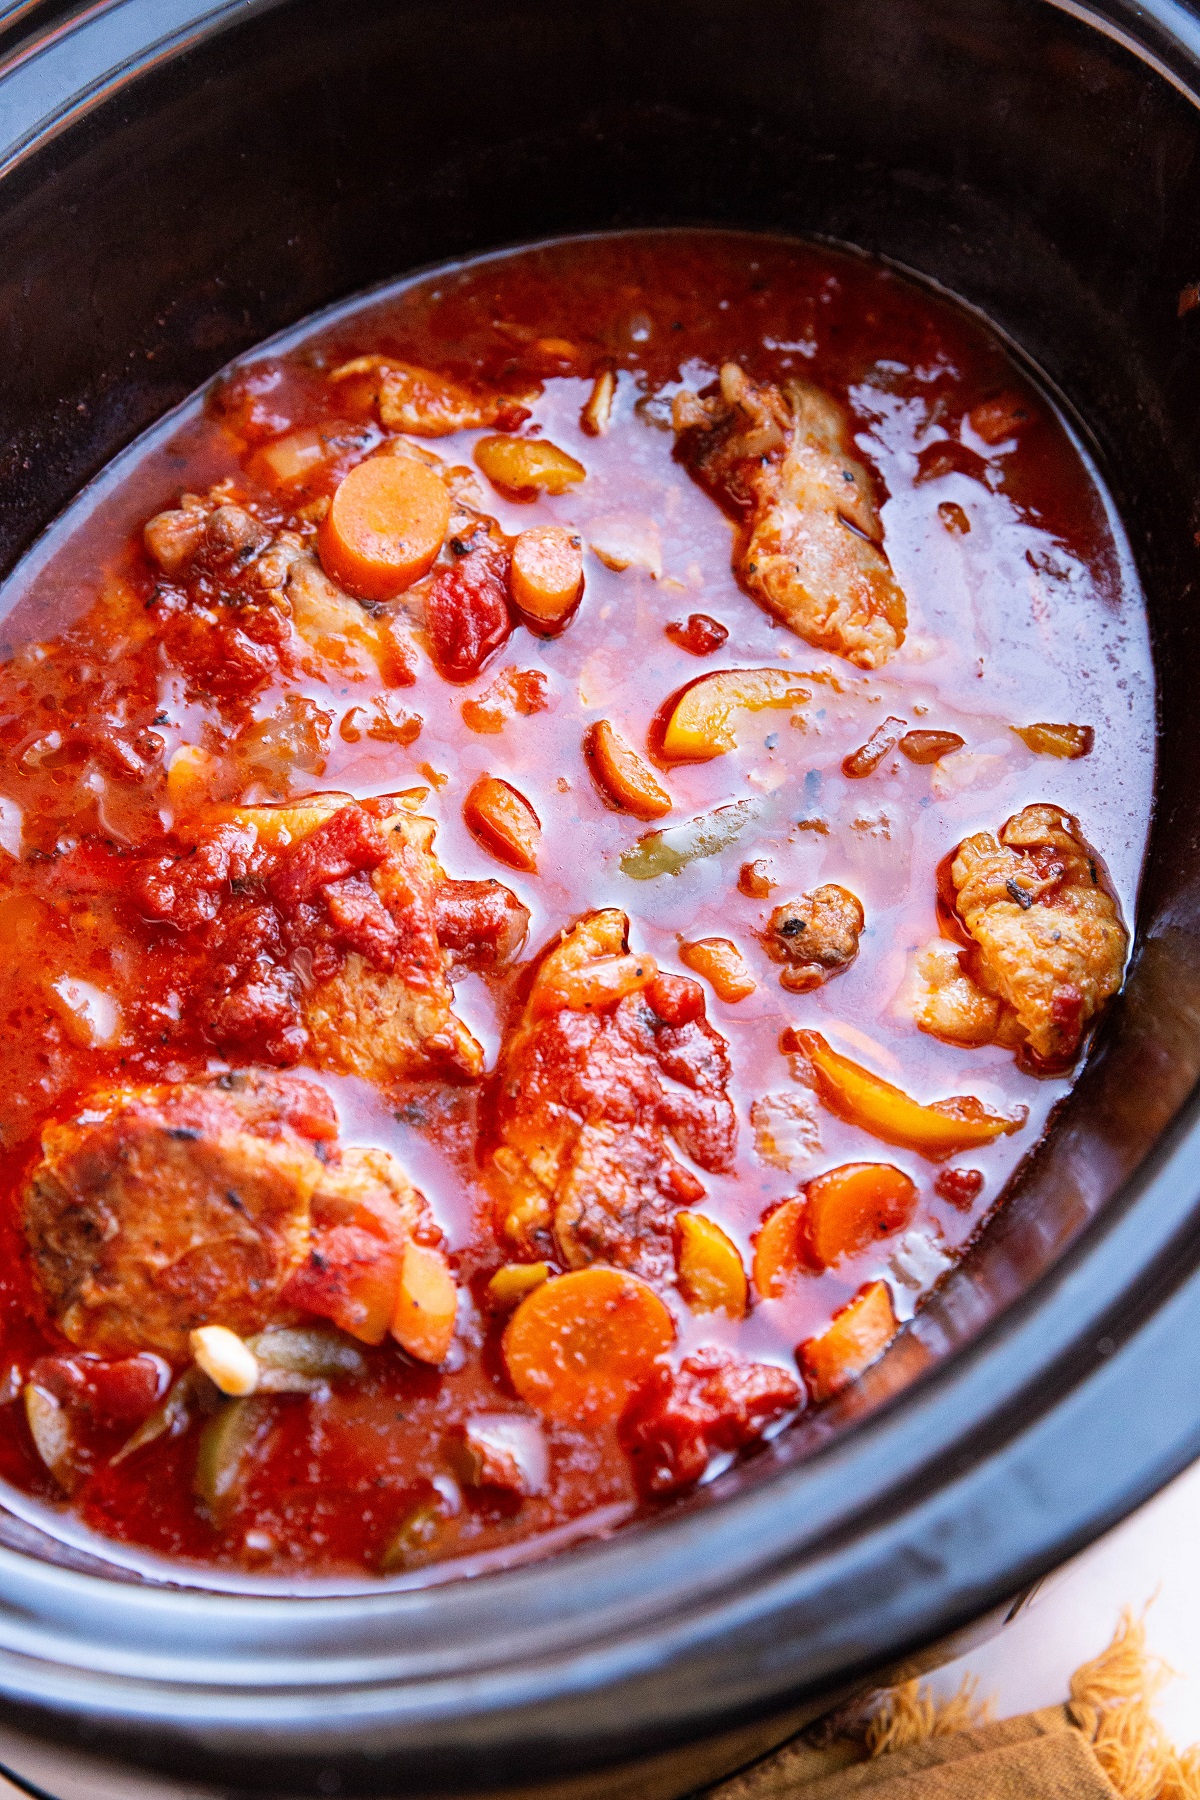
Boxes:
[0,232,1155,1582]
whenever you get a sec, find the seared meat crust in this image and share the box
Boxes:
[329,356,532,437]
[764,884,865,992]
[936,804,1127,1065]
[278,806,493,1082]
[136,799,529,1082]
[673,364,907,668]
[490,910,736,1283]
[23,1074,333,1358]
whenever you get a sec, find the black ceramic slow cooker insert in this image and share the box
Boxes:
[2,1,1200,1795]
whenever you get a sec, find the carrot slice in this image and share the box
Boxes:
[584,720,672,820]
[474,436,585,498]
[804,1162,917,1269]
[798,1280,898,1402]
[502,1267,674,1422]
[898,729,966,764]
[390,1242,457,1366]
[788,1028,1026,1161]
[752,1196,807,1299]
[676,1213,747,1317]
[581,369,616,436]
[1011,722,1094,759]
[462,775,541,872]
[678,937,756,1002]
[318,455,450,601]
[510,526,584,630]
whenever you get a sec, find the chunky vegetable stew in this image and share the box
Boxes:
[0,232,1154,1579]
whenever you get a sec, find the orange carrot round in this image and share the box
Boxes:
[804,1162,917,1269]
[318,455,450,601]
[510,526,584,631]
[502,1267,674,1422]
[676,1212,748,1317]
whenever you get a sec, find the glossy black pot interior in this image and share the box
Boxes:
[4,0,1200,1794]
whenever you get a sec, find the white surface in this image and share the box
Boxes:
[0,1463,1198,1796]
[929,1455,1200,1746]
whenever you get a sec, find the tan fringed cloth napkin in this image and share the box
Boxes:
[702,1614,1200,1800]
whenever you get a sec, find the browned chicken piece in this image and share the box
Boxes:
[282,549,407,680]
[145,491,275,582]
[310,1143,432,1242]
[330,356,532,437]
[305,960,477,1084]
[938,804,1127,1065]
[673,364,907,669]
[197,502,274,571]
[910,940,1006,1048]
[137,797,529,1081]
[764,885,865,992]
[270,804,530,1085]
[489,910,736,1284]
[23,1074,335,1359]
[142,495,210,576]
[143,488,411,685]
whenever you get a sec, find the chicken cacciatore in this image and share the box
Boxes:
[0,232,1153,1579]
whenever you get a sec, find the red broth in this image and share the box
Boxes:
[0,231,1154,1581]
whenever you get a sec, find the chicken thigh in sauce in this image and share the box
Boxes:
[673,364,907,668]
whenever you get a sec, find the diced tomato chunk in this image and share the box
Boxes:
[619,1348,801,1497]
[321,875,401,965]
[425,539,513,681]
[281,1225,404,1346]
[28,1353,170,1424]
[644,972,706,1028]
[934,1167,985,1209]
[135,824,260,929]
[665,614,729,656]
[269,806,387,910]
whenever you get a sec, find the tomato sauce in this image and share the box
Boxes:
[0,231,1155,1583]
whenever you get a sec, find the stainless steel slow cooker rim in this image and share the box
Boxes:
[0,0,1198,1775]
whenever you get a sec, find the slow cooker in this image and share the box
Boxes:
[2,0,1200,1794]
